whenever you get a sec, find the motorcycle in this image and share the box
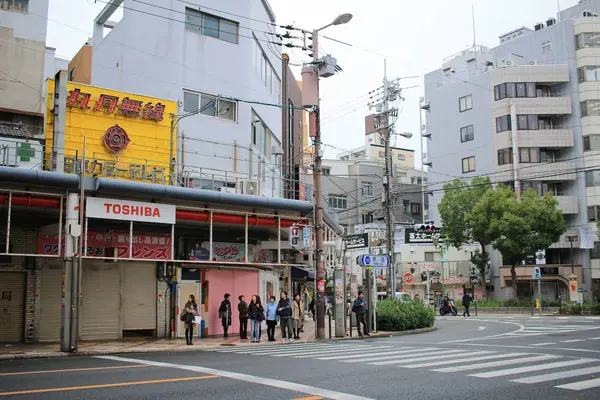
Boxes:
[439,299,458,316]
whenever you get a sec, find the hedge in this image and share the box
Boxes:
[376,300,436,331]
[560,303,600,315]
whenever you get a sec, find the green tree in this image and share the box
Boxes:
[493,189,566,297]
[438,177,495,297]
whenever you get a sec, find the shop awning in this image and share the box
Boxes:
[292,266,315,280]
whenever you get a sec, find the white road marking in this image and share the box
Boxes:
[511,366,600,384]
[376,351,491,366]
[478,327,487,331]
[589,337,600,340]
[271,345,381,358]
[292,346,392,359]
[403,352,531,369]
[96,355,375,400]
[369,350,467,366]
[530,343,556,346]
[441,319,526,343]
[318,348,424,361]
[469,359,597,378]
[240,344,355,356]
[432,354,559,373]
[215,343,340,354]
[341,349,444,363]
[453,343,600,354]
[561,339,586,343]
[555,377,600,391]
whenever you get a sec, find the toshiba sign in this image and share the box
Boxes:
[86,197,176,224]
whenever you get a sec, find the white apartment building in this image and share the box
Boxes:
[90,0,283,197]
[424,0,600,301]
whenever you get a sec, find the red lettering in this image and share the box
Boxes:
[104,203,112,213]
[131,206,139,216]
[114,204,121,214]
[153,208,160,217]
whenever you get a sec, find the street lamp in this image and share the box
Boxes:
[566,234,578,274]
[397,132,413,139]
[310,13,352,340]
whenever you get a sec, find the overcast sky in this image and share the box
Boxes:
[47,0,580,163]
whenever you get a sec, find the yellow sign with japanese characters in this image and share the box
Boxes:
[45,80,177,185]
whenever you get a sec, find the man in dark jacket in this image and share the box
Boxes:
[238,295,248,339]
[462,291,472,317]
[277,291,293,341]
[352,291,369,337]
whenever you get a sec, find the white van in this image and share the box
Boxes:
[376,292,411,302]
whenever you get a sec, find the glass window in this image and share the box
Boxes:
[200,95,217,117]
[520,148,530,163]
[459,95,472,112]
[186,9,239,44]
[541,41,552,53]
[460,125,474,142]
[496,115,511,133]
[411,203,421,215]
[588,206,597,222]
[379,151,385,158]
[328,195,348,210]
[397,154,406,160]
[516,83,527,97]
[517,115,528,130]
[219,19,238,43]
[506,83,516,98]
[585,170,600,187]
[462,156,475,173]
[526,83,536,98]
[183,92,199,113]
[581,100,600,116]
[527,115,538,130]
[498,84,507,99]
[494,85,500,101]
[361,182,374,197]
[201,14,219,38]
[218,99,236,121]
[185,8,202,32]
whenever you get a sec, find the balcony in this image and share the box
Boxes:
[555,195,579,214]
[493,95,572,117]
[495,127,574,149]
[491,64,569,86]
[496,160,577,182]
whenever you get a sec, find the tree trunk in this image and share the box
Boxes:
[511,263,518,299]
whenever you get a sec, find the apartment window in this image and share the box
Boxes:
[519,147,540,163]
[497,148,513,166]
[362,212,374,224]
[494,82,536,101]
[578,66,600,82]
[184,91,237,121]
[460,125,474,142]
[541,41,552,53]
[459,95,473,112]
[0,0,28,12]
[424,252,436,262]
[588,206,600,222]
[252,37,282,104]
[585,170,600,187]
[378,151,385,158]
[410,203,421,215]
[517,114,539,130]
[397,154,406,161]
[540,149,560,163]
[461,156,476,173]
[496,115,511,133]
[185,8,238,43]
[69,68,76,81]
[580,100,600,116]
[361,182,374,197]
[328,194,348,210]
[251,110,277,159]
[576,32,600,50]
[322,168,331,176]
[584,135,600,151]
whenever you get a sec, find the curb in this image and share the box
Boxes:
[0,326,438,361]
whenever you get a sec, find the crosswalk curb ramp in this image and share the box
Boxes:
[206,342,600,392]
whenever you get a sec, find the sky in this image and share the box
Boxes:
[46,0,580,163]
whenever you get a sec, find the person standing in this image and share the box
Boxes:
[183,295,198,345]
[277,291,293,341]
[218,293,232,338]
[292,294,305,340]
[238,295,248,339]
[265,295,278,341]
[248,295,264,343]
[462,291,472,317]
[352,291,369,337]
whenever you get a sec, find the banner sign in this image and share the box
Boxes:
[187,240,272,263]
[405,227,443,244]
[86,197,176,224]
[343,233,368,249]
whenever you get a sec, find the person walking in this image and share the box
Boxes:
[462,291,473,317]
[264,295,278,341]
[238,295,248,339]
[292,294,305,340]
[309,297,315,321]
[248,295,264,343]
[218,293,232,338]
[277,291,293,341]
[182,294,198,345]
[352,291,369,337]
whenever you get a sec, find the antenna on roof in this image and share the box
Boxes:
[472,4,477,50]
[557,0,561,22]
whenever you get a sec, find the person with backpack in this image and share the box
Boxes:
[276,291,293,341]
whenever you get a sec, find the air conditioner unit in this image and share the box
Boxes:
[241,180,260,195]
[217,186,236,194]
[528,60,538,66]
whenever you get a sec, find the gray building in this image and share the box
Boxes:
[424,0,600,301]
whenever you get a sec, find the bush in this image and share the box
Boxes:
[560,303,600,315]
[376,300,436,331]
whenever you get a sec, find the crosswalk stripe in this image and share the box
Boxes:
[555,377,600,391]
[511,366,600,384]
[403,352,532,369]
[223,344,349,355]
[369,350,467,366]
[531,343,556,346]
[383,351,492,366]
[432,355,559,373]
[270,345,379,357]
[561,339,586,343]
[469,359,597,378]
[212,343,332,353]
[340,348,443,363]
[590,337,600,340]
[319,348,424,361]
[292,346,393,359]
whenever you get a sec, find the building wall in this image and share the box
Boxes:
[282,56,303,199]
[91,0,283,196]
[68,45,92,84]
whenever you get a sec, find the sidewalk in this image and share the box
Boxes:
[0,319,436,360]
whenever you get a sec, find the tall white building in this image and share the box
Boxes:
[91,0,283,197]
[424,0,600,301]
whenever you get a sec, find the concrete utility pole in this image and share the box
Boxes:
[308,13,353,340]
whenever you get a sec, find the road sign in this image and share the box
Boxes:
[403,272,414,284]
[317,280,325,293]
[343,233,368,249]
[302,227,310,249]
[531,267,541,280]
[359,254,390,268]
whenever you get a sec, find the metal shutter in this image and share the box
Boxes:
[81,261,121,340]
[0,272,25,342]
[122,262,156,331]
[38,266,63,342]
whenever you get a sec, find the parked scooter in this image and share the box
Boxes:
[439,297,458,316]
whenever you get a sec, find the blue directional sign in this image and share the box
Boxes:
[360,254,390,268]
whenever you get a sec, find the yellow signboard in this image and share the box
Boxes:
[45,80,177,185]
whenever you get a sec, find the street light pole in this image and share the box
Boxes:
[310,13,353,340]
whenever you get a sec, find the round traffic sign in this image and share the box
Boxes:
[403,272,414,284]
[317,279,325,293]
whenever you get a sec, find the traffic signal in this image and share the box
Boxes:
[414,224,436,231]
[532,267,541,280]
[289,224,300,248]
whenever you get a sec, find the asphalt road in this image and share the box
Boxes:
[1,315,599,399]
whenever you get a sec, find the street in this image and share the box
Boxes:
[1,315,599,399]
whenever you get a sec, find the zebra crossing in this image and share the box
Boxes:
[207,342,600,392]
[504,323,600,337]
